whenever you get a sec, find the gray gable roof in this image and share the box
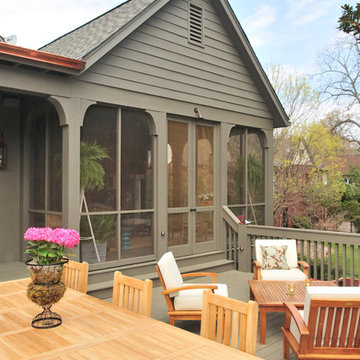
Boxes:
[40,0,157,60]
[39,0,288,127]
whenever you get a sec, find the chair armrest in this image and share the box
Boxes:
[181,272,218,283]
[253,260,262,280]
[283,302,309,354]
[297,261,310,278]
[162,284,218,295]
[283,302,307,331]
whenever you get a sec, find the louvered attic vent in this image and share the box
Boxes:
[188,3,204,46]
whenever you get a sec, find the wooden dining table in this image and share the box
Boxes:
[0,278,263,360]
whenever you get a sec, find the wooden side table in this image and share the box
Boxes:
[248,280,336,344]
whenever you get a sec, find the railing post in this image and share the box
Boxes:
[237,224,252,272]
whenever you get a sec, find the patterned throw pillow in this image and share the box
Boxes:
[261,245,290,270]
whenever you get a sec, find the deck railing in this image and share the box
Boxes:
[223,206,360,285]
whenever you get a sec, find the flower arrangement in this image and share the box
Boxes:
[24,227,80,265]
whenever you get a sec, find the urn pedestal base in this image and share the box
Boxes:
[31,304,62,329]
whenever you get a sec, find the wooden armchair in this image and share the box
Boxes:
[282,286,360,360]
[156,251,228,325]
[112,271,153,316]
[61,260,89,294]
[200,290,258,355]
[253,239,309,280]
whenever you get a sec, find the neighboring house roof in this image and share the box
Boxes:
[340,154,360,174]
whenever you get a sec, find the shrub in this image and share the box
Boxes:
[353,216,360,233]
[292,216,313,229]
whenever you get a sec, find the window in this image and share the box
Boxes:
[188,2,204,46]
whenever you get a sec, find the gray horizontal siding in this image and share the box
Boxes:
[80,0,272,120]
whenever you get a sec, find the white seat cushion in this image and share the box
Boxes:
[174,283,228,311]
[261,268,306,281]
[157,252,183,298]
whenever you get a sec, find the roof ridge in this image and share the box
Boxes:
[38,0,132,51]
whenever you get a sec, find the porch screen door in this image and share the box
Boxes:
[167,119,215,256]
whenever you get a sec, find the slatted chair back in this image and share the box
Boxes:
[282,286,360,359]
[112,271,153,317]
[306,298,360,354]
[200,290,258,355]
[61,260,89,294]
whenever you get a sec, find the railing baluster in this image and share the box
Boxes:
[234,229,238,267]
[314,241,318,280]
[350,245,354,286]
[320,242,325,281]
[335,244,339,286]
[358,246,360,285]
[307,240,311,279]
[233,228,236,261]
[300,240,305,262]
[327,242,332,281]
[343,244,347,284]
[225,222,229,259]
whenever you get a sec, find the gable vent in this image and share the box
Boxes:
[188,3,204,46]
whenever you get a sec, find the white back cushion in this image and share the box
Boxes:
[157,251,183,298]
[255,239,298,268]
[303,286,360,324]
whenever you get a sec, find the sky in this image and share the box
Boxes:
[0,0,358,77]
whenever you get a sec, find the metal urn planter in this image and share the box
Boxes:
[25,258,68,329]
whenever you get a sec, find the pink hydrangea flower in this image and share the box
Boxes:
[24,227,52,241]
[24,227,80,265]
[50,228,80,248]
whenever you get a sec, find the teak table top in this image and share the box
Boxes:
[0,278,263,360]
[248,280,336,307]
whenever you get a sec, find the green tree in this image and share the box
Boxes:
[281,121,345,229]
[268,65,320,128]
[317,33,360,150]
[268,66,321,219]
[338,4,360,40]
[268,65,346,228]
[342,165,360,231]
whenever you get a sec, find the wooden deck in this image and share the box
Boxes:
[0,263,292,359]
[149,270,294,360]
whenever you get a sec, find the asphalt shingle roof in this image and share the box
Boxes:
[40,0,157,60]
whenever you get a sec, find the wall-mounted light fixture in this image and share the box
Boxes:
[194,107,204,119]
[0,132,7,168]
